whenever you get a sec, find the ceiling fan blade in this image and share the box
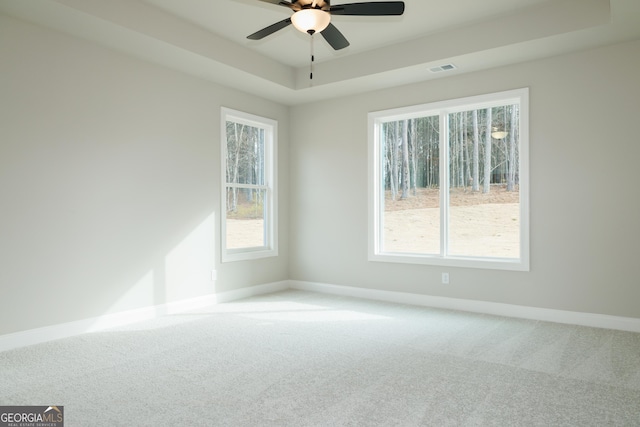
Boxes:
[321,23,350,50]
[330,1,405,16]
[256,0,297,9]
[247,18,292,40]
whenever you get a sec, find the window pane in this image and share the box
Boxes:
[447,106,520,258]
[225,122,265,186]
[370,89,528,270]
[381,116,440,254]
[226,187,266,249]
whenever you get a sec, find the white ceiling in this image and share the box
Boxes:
[143,0,552,68]
[1,0,639,105]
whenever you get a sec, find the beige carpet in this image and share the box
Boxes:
[1,290,640,426]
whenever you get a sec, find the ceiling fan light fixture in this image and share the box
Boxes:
[491,126,508,139]
[291,9,331,34]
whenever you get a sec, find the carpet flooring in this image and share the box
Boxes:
[1,290,640,426]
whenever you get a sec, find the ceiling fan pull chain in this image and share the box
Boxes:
[309,32,315,85]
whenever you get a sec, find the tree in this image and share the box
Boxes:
[392,122,400,200]
[384,123,398,200]
[483,108,492,193]
[472,110,480,192]
[427,116,439,188]
[410,119,417,196]
[458,113,465,188]
[507,105,518,192]
[401,119,409,199]
[227,122,245,212]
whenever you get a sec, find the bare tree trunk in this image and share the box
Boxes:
[507,105,517,191]
[472,110,480,192]
[450,116,457,187]
[401,119,409,199]
[483,108,492,193]
[410,119,417,196]
[382,127,392,198]
[391,123,399,200]
[427,118,434,187]
[230,123,245,212]
[458,114,464,189]
[464,125,472,189]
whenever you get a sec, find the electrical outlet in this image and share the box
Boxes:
[442,273,450,284]
[211,270,217,281]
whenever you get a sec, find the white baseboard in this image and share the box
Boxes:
[288,280,640,333]
[214,280,289,304]
[0,281,288,352]
[3,279,638,352]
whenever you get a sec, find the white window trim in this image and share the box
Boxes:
[368,88,529,271]
[221,107,278,263]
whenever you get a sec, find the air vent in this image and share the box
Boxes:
[429,64,457,73]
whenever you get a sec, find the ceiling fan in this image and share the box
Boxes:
[247,0,406,50]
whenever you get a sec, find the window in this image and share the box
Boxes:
[221,108,277,262]
[368,89,529,270]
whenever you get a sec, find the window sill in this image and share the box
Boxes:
[369,252,529,271]
[222,247,278,263]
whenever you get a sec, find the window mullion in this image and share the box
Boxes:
[439,112,449,257]
[226,183,267,190]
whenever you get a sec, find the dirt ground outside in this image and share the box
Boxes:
[226,218,265,249]
[383,186,520,257]
[226,186,520,257]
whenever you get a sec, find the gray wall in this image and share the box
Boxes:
[0,15,289,335]
[2,12,640,337]
[289,39,640,319]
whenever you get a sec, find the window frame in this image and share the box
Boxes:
[368,88,529,271]
[221,107,278,263]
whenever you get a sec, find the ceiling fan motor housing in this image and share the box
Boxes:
[294,0,331,11]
